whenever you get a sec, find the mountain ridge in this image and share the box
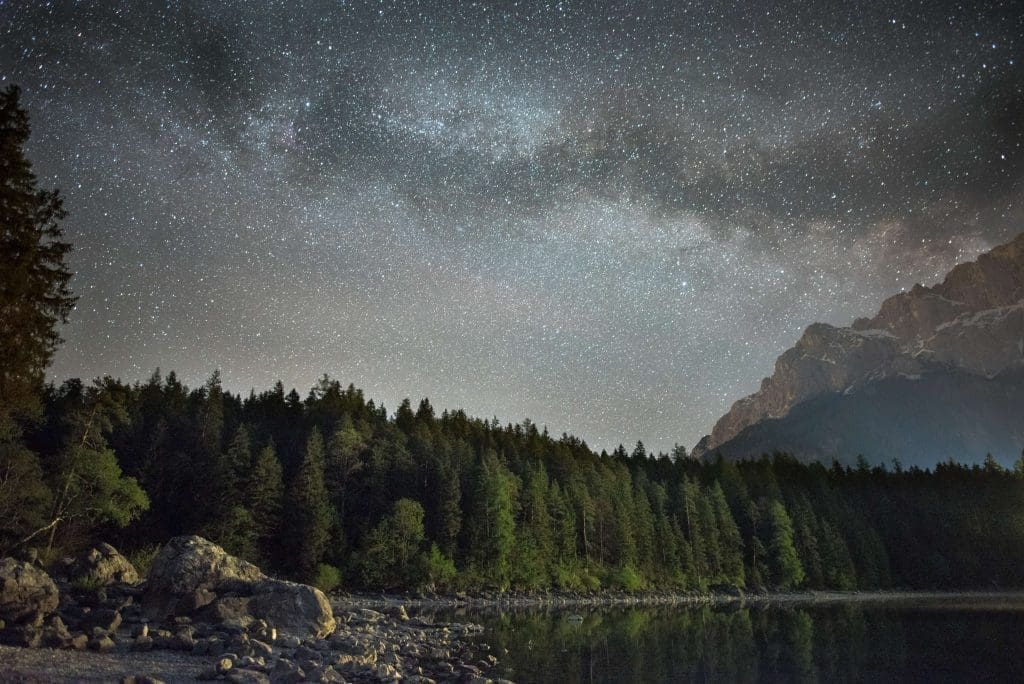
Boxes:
[693,232,1024,465]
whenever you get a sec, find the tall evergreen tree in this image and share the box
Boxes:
[764,500,805,589]
[0,85,76,427]
[287,430,332,579]
[248,441,284,566]
[711,482,745,586]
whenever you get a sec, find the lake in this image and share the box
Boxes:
[421,595,1024,683]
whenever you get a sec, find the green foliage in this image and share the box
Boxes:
[247,442,284,566]
[358,498,427,588]
[614,564,646,592]
[126,543,161,580]
[15,369,1024,593]
[0,426,52,553]
[0,85,76,426]
[312,563,343,593]
[764,500,806,589]
[465,453,518,588]
[46,380,149,551]
[286,430,332,580]
[419,543,457,589]
[204,504,257,561]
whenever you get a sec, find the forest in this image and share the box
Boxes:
[4,81,1024,597]
[4,370,1024,594]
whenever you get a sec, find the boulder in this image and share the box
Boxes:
[71,543,140,586]
[250,579,336,640]
[144,536,264,617]
[144,536,335,640]
[0,558,59,625]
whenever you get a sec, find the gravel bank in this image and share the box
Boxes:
[0,643,215,682]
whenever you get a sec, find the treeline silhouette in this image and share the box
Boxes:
[11,371,1024,593]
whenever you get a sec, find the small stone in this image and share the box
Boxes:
[313,666,345,683]
[68,633,89,650]
[89,634,115,652]
[207,636,227,655]
[85,608,122,634]
[216,656,234,673]
[250,638,273,656]
[269,658,305,683]
[131,635,154,652]
[275,633,300,649]
[294,644,322,664]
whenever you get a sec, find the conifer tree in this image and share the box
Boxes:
[466,452,518,588]
[765,500,805,589]
[287,430,332,579]
[0,85,76,426]
[0,85,74,552]
[359,498,427,588]
[248,441,284,567]
[711,482,745,586]
[223,424,253,495]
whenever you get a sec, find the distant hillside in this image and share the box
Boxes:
[694,232,1024,466]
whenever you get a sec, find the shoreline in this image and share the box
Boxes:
[332,588,1024,612]
[5,589,1023,682]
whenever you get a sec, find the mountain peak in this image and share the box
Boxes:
[694,231,1024,465]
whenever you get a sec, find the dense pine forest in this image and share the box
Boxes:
[3,82,1024,598]
[4,371,1024,594]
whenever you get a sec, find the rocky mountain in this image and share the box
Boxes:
[693,232,1024,466]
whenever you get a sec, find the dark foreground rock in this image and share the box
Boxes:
[145,536,335,640]
[0,539,509,683]
[70,542,141,587]
[0,558,60,624]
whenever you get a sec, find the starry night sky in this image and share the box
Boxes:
[1,1,1021,453]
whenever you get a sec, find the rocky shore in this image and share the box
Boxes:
[0,537,509,683]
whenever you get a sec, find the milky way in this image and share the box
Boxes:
[1,1,1021,453]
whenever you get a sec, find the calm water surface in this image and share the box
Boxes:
[424,596,1024,683]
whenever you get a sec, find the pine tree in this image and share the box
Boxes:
[710,482,745,586]
[223,424,253,495]
[359,498,427,588]
[765,500,805,589]
[466,452,518,588]
[0,86,73,553]
[512,463,554,588]
[0,85,76,426]
[287,430,332,579]
[248,442,284,567]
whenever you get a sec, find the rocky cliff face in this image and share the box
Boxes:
[694,232,1024,465]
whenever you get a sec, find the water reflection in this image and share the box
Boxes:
[422,597,1024,683]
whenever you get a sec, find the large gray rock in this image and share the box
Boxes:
[144,536,335,639]
[144,536,263,616]
[71,542,140,586]
[0,558,59,624]
[250,579,335,640]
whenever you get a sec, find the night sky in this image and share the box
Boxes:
[1,1,1021,453]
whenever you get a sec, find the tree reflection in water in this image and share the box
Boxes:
[424,598,1024,683]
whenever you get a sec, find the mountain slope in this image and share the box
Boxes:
[694,232,1024,466]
